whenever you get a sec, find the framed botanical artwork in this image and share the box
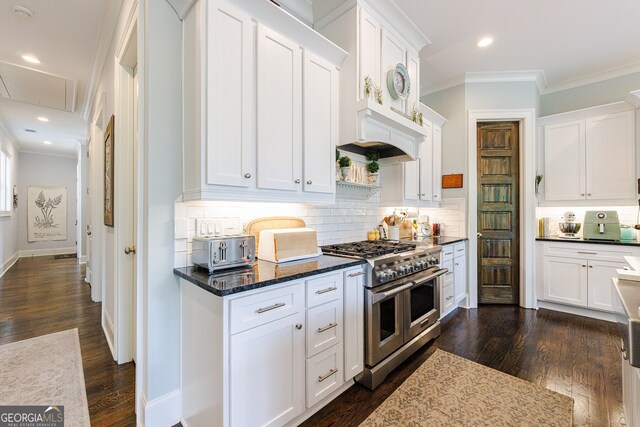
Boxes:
[104,114,115,227]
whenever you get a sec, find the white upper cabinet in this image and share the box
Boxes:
[403,160,420,201]
[206,1,254,188]
[431,124,442,202]
[585,110,636,200]
[419,121,434,201]
[380,28,407,112]
[182,0,346,202]
[256,25,302,192]
[405,48,420,115]
[539,104,636,204]
[358,7,381,100]
[543,120,586,201]
[303,52,338,195]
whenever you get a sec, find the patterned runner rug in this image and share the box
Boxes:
[0,329,91,426]
[360,349,573,427]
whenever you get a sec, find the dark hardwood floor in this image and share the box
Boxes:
[0,256,136,426]
[303,306,624,427]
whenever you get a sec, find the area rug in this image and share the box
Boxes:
[360,349,573,427]
[0,329,91,427]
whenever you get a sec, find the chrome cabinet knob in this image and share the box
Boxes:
[295,179,301,184]
[244,173,251,178]
[295,323,302,330]
[307,180,312,185]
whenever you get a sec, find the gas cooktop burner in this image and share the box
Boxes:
[321,240,417,259]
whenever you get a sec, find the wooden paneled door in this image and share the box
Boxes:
[477,122,519,304]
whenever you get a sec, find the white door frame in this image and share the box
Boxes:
[113,3,138,365]
[467,109,536,309]
[89,93,106,303]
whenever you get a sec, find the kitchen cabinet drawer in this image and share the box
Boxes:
[307,299,343,357]
[306,343,344,408]
[441,245,454,262]
[230,282,303,334]
[306,272,343,308]
[544,243,634,263]
[453,242,466,257]
[442,259,454,285]
[441,282,455,317]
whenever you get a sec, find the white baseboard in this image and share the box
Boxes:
[0,251,19,278]
[18,247,77,258]
[102,312,116,360]
[78,255,87,264]
[537,300,616,322]
[144,389,181,427]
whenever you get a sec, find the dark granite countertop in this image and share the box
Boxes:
[402,236,467,248]
[174,255,366,297]
[536,236,640,247]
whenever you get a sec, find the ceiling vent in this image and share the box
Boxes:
[12,5,34,19]
[24,128,36,133]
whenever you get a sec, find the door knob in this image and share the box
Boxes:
[124,246,136,255]
[477,233,483,238]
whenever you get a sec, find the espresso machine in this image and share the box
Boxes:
[583,211,621,241]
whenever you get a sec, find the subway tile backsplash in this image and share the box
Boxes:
[173,192,467,268]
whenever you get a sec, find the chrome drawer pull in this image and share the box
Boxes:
[316,286,337,295]
[578,251,597,255]
[317,322,338,333]
[445,251,453,255]
[446,296,454,300]
[348,271,365,277]
[456,248,464,252]
[318,368,338,383]
[256,302,285,314]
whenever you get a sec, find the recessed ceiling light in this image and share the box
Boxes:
[22,55,40,64]
[37,116,48,122]
[43,140,52,145]
[477,37,494,48]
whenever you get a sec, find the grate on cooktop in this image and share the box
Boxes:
[321,240,417,258]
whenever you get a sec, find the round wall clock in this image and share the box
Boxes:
[387,63,410,100]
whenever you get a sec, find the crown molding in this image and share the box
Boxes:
[18,148,79,159]
[627,89,640,108]
[0,118,21,152]
[541,61,640,95]
[421,75,465,97]
[421,70,546,97]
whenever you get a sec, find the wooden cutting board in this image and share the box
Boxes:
[245,216,306,250]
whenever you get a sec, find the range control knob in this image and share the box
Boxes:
[388,269,398,280]
[406,265,415,274]
[378,271,388,283]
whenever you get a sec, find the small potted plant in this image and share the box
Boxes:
[366,151,380,185]
[339,155,352,181]
[374,85,383,105]
[364,75,373,99]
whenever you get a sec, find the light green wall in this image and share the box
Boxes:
[540,72,640,116]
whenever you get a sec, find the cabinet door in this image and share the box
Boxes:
[543,120,586,200]
[403,160,419,201]
[256,24,302,191]
[454,254,466,302]
[207,1,254,187]
[358,7,380,100]
[440,282,455,319]
[432,125,442,202]
[230,312,305,426]
[585,110,636,200]
[419,121,434,201]
[380,28,407,111]
[544,256,588,306]
[303,51,338,194]
[343,267,365,381]
[405,48,420,114]
[587,260,623,312]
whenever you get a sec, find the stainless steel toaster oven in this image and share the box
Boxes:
[192,235,256,273]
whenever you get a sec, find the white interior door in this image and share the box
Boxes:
[85,138,93,285]
[132,65,138,361]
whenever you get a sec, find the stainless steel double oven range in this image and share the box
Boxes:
[321,240,446,389]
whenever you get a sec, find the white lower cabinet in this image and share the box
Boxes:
[181,265,365,427]
[230,312,306,427]
[622,354,640,427]
[537,241,639,318]
[440,241,467,318]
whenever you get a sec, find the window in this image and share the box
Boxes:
[0,149,11,214]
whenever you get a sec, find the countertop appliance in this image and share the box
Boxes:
[258,227,319,263]
[558,210,581,239]
[321,240,446,389]
[583,210,621,241]
[192,235,255,273]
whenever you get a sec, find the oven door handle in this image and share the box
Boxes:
[372,282,414,304]
[413,268,448,286]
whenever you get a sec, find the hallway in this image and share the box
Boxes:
[0,256,136,425]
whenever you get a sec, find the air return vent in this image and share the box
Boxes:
[24,128,36,133]
[12,5,34,19]
[0,62,76,112]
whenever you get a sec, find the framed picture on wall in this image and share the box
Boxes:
[104,114,115,227]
